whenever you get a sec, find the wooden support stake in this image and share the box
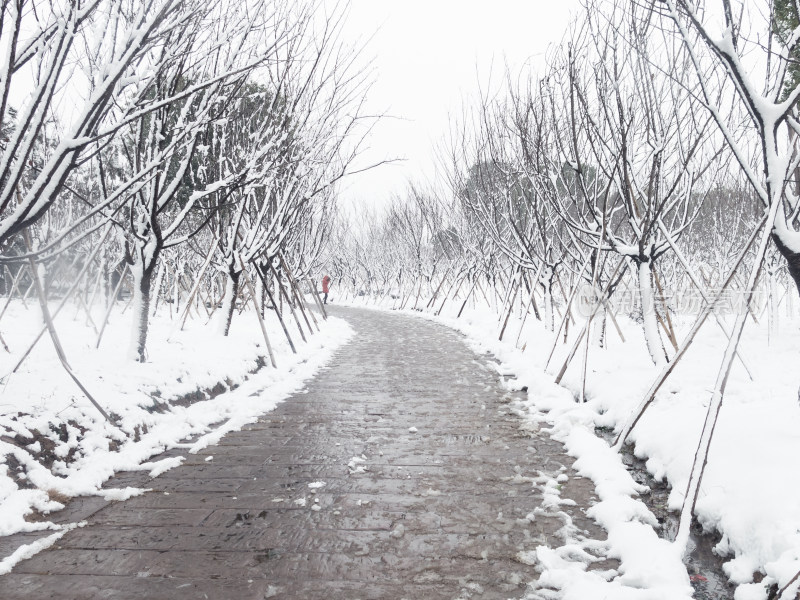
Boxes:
[514,281,538,348]
[601,298,626,343]
[305,275,328,320]
[96,264,129,349]
[0,265,26,323]
[457,277,478,318]
[238,255,276,368]
[436,272,464,316]
[268,260,307,343]
[254,263,296,354]
[426,267,452,310]
[499,277,520,341]
[77,293,100,335]
[543,256,593,371]
[177,242,217,331]
[24,236,117,428]
[613,217,767,449]
[580,319,591,403]
[653,268,679,351]
[279,254,318,333]
[12,230,109,372]
[553,259,625,384]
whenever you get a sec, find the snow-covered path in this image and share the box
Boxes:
[0,307,611,599]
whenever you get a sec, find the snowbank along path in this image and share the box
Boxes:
[0,306,612,599]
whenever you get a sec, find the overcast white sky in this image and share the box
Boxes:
[337,0,582,211]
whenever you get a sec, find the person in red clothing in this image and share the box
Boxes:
[322,274,331,304]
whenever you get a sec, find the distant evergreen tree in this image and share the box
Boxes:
[774,0,800,99]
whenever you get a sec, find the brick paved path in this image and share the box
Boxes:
[1,307,607,599]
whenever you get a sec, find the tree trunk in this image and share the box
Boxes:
[129,261,154,362]
[591,302,606,348]
[543,284,554,332]
[768,263,778,340]
[150,262,166,318]
[772,232,800,297]
[218,268,241,337]
[540,266,555,332]
[638,259,666,366]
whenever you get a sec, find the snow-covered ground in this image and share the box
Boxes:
[0,299,351,544]
[340,294,800,600]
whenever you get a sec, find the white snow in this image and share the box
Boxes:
[100,487,146,502]
[347,455,368,474]
[391,523,405,538]
[139,456,184,477]
[773,218,800,254]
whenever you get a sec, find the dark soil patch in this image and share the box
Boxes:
[3,453,34,490]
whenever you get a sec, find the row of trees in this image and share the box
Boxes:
[329,0,800,581]
[0,0,369,365]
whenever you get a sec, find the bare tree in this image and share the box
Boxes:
[0,0,208,250]
[661,0,800,296]
[546,2,721,365]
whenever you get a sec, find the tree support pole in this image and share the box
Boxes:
[279,254,318,333]
[268,260,307,343]
[96,264,129,349]
[238,255,276,368]
[24,235,116,428]
[553,258,625,385]
[177,241,217,331]
[253,263,297,354]
[305,275,328,320]
[613,217,767,450]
